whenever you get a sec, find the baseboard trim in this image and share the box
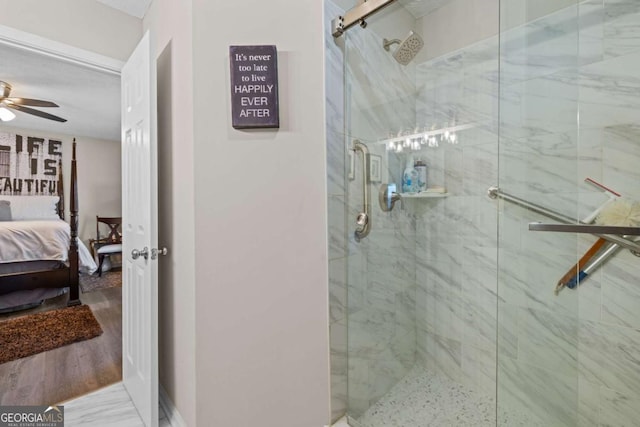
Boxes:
[159,385,187,427]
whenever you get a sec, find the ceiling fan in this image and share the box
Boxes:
[0,81,67,123]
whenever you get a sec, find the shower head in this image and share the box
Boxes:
[383,31,424,65]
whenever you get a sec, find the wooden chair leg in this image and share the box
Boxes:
[98,255,105,277]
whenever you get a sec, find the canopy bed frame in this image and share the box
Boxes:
[0,140,80,307]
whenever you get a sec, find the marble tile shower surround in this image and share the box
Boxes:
[327,0,640,425]
[414,1,640,426]
[336,3,422,419]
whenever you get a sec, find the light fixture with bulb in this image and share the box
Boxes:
[379,122,473,152]
[0,106,16,122]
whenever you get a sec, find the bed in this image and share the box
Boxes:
[0,141,96,310]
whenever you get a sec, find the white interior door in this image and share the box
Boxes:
[121,31,158,427]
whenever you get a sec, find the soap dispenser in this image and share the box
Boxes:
[414,158,427,192]
[402,155,419,193]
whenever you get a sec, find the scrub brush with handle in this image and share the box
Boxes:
[555,199,640,294]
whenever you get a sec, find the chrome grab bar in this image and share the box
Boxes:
[487,186,640,253]
[353,140,371,241]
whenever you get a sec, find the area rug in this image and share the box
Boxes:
[0,304,103,364]
[79,269,122,293]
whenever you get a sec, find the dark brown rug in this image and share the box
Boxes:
[80,269,122,293]
[0,304,103,364]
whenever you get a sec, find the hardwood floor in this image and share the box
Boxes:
[0,286,122,405]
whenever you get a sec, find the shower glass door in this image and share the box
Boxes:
[339,0,640,426]
[496,1,581,425]
[343,12,420,423]
[497,1,640,426]
[343,1,502,425]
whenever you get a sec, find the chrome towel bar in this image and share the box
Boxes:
[488,186,640,253]
[528,223,640,235]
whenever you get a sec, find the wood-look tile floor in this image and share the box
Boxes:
[0,286,123,406]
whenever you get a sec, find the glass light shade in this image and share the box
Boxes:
[0,107,15,121]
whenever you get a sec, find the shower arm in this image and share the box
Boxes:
[332,0,397,37]
[487,186,640,253]
[383,38,401,51]
[353,140,371,241]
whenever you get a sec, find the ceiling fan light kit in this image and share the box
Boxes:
[0,81,67,123]
[0,106,15,121]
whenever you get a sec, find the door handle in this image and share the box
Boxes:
[528,223,640,235]
[131,247,149,260]
[151,247,168,260]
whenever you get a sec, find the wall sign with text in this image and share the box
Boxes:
[229,45,279,129]
[0,132,63,195]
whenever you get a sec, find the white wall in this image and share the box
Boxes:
[0,0,141,61]
[0,125,121,244]
[2,2,332,425]
[192,0,330,425]
[0,2,199,424]
[143,2,197,426]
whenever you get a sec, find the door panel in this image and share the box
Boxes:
[121,30,158,427]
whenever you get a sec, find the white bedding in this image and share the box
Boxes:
[0,219,97,274]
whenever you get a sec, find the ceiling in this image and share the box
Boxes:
[0,0,442,143]
[96,0,152,19]
[0,0,150,142]
[397,0,450,18]
[0,42,121,142]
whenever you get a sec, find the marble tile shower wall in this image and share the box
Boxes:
[412,1,640,426]
[413,22,500,401]
[500,2,640,426]
[324,0,417,420]
[342,13,420,419]
[328,0,640,425]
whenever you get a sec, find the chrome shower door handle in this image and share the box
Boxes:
[132,247,149,260]
[528,223,640,235]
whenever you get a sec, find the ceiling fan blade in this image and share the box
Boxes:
[6,97,59,107]
[7,103,67,122]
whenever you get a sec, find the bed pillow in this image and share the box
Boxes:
[0,196,60,220]
[0,200,11,221]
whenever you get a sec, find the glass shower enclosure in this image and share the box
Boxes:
[327,0,640,425]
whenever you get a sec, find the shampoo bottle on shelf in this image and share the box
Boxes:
[414,158,427,192]
[402,156,419,193]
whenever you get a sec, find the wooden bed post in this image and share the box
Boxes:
[0,138,83,306]
[67,139,81,307]
[57,158,64,220]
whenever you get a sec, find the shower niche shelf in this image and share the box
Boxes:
[379,184,448,212]
[401,191,448,199]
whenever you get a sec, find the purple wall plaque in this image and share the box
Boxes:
[229,45,279,129]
